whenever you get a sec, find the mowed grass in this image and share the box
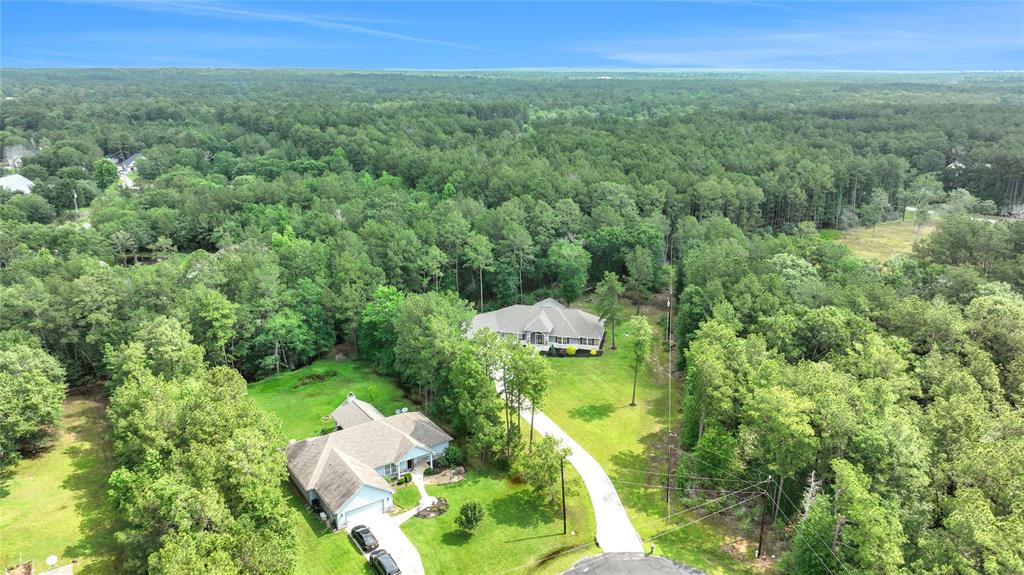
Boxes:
[0,392,120,575]
[248,359,413,441]
[833,218,934,261]
[393,484,421,510]
[542,300,761,574]
[402,468,596,575]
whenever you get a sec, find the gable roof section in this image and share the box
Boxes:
[0,174,33,194]
[330,393,385,429]
[286,435,393,511]
[470,302,605,340]
[385,412,453,447]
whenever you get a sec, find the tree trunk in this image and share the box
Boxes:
[529,406,535,450]
[630,365,638,406]
[478,268,484,312]
[611,317,617,350]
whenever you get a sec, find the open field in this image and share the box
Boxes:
[248,359,413,441]
[0,392,120,575]
[402,467,596,575]
[830,218,935,261]
[542,300,762,574]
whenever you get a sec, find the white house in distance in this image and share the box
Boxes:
[0,173,34,194]
[285,393,451,529]
[469,297,606,355]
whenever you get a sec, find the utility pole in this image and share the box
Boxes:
[756,475,772,559]
[665,274,674,515]
[560,457,567,534]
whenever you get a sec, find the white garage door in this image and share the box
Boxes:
[343,499,383,527]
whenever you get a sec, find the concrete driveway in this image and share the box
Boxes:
[525,409,645,553]
[351,517,425,575]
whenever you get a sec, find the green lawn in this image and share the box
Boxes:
[248,359,413,441]
[403,468,596,575]
[393,484,421,510]
[542,300,761,574]
[0,392,120,575]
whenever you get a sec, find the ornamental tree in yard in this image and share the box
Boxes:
[455,500,485,533]
[624,315,653,406]
[594,271,625,349]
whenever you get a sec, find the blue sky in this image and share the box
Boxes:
[2,1,1022,70]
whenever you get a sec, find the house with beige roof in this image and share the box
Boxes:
[469,298,606,355]
[285,392,451,529]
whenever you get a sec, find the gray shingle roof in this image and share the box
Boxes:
[286,401,452,513]
[469,302,605,340]
[286,435,392,511]
[0,174,34,194]
[385,412,453,448]
[330,392,385,429]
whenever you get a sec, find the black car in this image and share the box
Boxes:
[368,549,401,575]
[350,525,379,552]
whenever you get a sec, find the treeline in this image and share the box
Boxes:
[673,216,1024,574]
[105,317,295,574]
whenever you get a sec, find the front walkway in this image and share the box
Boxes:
[523,409,645,553]
[393,464,437,526]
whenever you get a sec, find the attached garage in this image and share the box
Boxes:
[340,499,385,528]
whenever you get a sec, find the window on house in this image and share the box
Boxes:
[384,463,398,476]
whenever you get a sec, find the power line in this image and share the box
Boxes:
[633,480,768,531]
[645,493,762,543]
[495,481,766,574]
[614,467,759,483]
[771,476,854,575]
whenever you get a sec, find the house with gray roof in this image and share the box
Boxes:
[286,393,451,529]
[0,173,34,195]
[469,298,606,354]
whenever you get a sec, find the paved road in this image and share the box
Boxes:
[563,553,704,575]
[525,409,645,553]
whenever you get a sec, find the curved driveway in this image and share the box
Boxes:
[524,409,644,553]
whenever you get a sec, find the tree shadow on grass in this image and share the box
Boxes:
[441,530,471,546]
[568,403,615,422]
[489,490,547,529]
[61,395,122,575]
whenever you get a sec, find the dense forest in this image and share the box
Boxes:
[1,70,1023,574]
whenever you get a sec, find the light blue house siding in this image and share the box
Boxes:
[326,485,394,529]
[375,443,450,477]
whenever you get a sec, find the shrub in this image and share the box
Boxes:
[436,497,449,515]
[566,345,577,356]
[455,500,485,533]
[442,445,463,467]
[590,348,598,356]
[401,473,413,484]
[424,467,434,476]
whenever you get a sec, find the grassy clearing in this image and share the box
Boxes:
[542,300,761,574]
[248,359,412,441]
[0,391,120,575]
[403,467,596,575]
[832,218,934,261]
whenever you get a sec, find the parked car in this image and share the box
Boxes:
[350,524,379,552]
[369,549,401,575]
